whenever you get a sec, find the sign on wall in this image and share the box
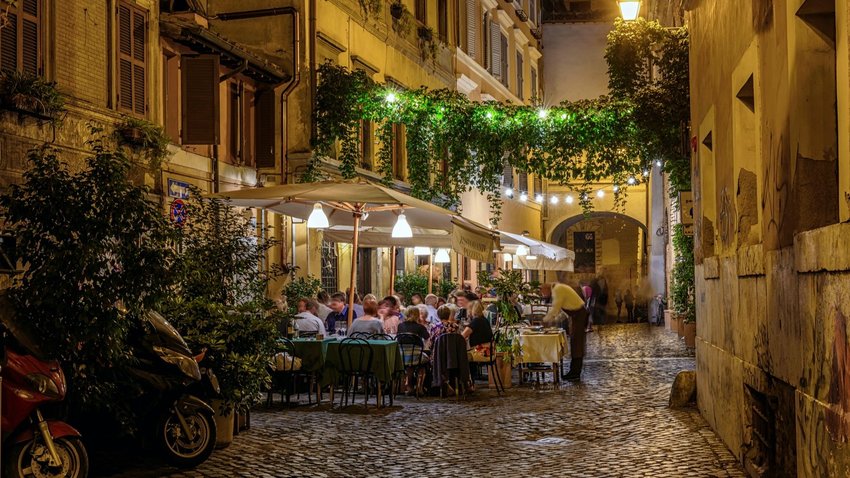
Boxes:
[573,231,596,274]
[679,191,695,236]
[167,178,191,199]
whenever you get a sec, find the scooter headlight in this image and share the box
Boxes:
[26,373,61,398]
[153,346,202,381]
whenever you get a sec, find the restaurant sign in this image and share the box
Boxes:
[679,191,694,236]
[451,220,498,264]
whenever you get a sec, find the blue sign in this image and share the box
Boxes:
[167,179,191,199]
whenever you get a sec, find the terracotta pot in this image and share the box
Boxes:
[664,310,672,330]
[684,321,696,348]
[676,317,684,338]
[211,399,234,448]
[489,352,513,389]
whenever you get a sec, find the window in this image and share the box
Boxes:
[181,54,219,144]
[228,83,240,161]
[255,88,276,168]
[502,163,513,189]
[464,0,476,58]
[533,175,542,197]
[225,82,259,166]
[483,12,491,71]
[518,170,528,193]
[1,0,40,75]
[360,120,373,170]
[415,0,426,23]
[438,0,448,42]
[393,123,405,181]
[531,67,538,99]
[516,51,524,99]
[500,33,509,87]
[162,51,179,141]
[118,1,147,116]
[529,0,538,25]
[321,241,338,292]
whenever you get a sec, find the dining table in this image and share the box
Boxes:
[517,329,568,384]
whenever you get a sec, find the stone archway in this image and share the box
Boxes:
[548,212,650,321]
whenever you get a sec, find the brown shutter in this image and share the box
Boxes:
[181,54,220,144]
[254,88,275,168]
[465,0,476,58]
[117,2,146,116]
[1,13,17,72]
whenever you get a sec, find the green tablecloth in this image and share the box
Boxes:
[321,339,404,387]
[289,337,336,373]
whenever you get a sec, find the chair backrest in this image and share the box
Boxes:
[298,331,318,339]
[273,338,298,372]
[338,337,373,374]
[349,332,371,339]
[369,333,393,341]
[396,333,425,367]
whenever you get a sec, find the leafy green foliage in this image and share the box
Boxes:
[0,70,66,122]
[394,272,429,303]
[114,115,171,170]
[671,224,695,323]
[281,275,322,314]
[434,278,458,299]
[477,268,530,325]
[0,134,176,425]
[166,191,285,412]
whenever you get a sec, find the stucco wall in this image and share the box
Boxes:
[541,21,610,103]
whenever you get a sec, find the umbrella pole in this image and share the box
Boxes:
[347,207,363,328]
[427,250,433,295]
[389,246,396,297]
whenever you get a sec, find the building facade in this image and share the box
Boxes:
[688,0,850,475]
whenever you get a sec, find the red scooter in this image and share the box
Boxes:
[1,312,88,477]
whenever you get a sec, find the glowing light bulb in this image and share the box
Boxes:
[643,169,650,177]
[535,194,543,202]
[550,195,559,205]
[565,195,574,204]
[627,177,636,185]
[655,160,662,167]
[597,189,605,198]
[391,213,413,238]
[538,109,548,119]
[613,185,620,193]
[505,188,514,198]
[486,111,493,119]
[307,203,329,229]
[519,192,528,202]
[385,91,397,103]
[560,113,567,120]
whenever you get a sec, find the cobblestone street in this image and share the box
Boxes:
[93,325,744,478]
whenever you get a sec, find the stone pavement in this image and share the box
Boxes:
[92,324,744,478]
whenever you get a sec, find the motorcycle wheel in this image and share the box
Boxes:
[5,436,89,478]
[157,408,216,468]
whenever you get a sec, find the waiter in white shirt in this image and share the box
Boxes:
[542,283,589,382]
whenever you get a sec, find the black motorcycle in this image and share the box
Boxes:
[126,310,219,468]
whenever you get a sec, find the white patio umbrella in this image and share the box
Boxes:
[210,179,498,325]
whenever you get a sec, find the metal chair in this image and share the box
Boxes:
[349,332,372,339]
[267,338,297,406]
[431,333,470,401]
[469,330,504,395]
[397,333,429,398]
[336,338,374,408]
[368,333,393,341]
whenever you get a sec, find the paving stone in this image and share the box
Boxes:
[92,324,744,478]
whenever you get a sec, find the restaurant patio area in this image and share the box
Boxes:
[93,325,744,478]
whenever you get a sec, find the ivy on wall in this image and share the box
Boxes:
[306,19,690,230]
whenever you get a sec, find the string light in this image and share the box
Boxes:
[655,160,662,167]
[560,113,567,120]
[535,194,544,202]
[642,169,650,177]
[385,91,397,103]
[613,185,620,193]
[627,177,636,185]
[597,189,605,198]
[565,195,574,204]
[505,188,514,198]
[519,192,528,202]
[550,195,559,205]
[538,109,548,119]
[486,111,493,119]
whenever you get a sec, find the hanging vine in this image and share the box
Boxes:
[308,19,690,228]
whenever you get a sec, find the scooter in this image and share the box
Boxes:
[124,310,219,468]
[1,310,88,478]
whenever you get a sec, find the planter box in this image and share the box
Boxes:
[212,399,234,449]
[684,322,696,348]
[489,352,512,389]
[664,310,672,331]
[417,26,433,42]
[676,317,685,338]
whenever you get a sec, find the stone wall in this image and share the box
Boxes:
[689,0,850,475]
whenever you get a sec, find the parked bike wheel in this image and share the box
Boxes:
[157,408,216,468]
[6,436,89,478]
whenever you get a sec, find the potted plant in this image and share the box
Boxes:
[114,115,171,169]
[478,268,531,388]
[0,70,66,122]
[394,271,429,303]
[166,190,286,447]
[417,25,433,42]
[684,318,696,348]
[390,0,404,19]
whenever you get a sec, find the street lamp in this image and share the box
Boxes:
[618,0,641,21]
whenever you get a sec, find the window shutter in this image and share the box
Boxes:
[254,88,276,168]
[118,3,146,116]
[1,13,17,72]
[181,54,220,144]
[500,33,509,86]
[22,15,37,76]
[502,163,513,188]
[490,21,501,79]
[516,51,523,99]
[518,170,528,192]
[466,0,476,58]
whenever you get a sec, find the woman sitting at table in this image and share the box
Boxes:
[398,306,430,344]
[378,296,402,335]
[463,300,494,362]
[347,299,384,337]
[430,304,460,344]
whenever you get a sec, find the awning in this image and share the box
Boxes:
[512,255,575,272]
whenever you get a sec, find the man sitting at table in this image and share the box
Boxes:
[347,298,384,337]
[542,283,590,382]
[326,292,358,334]
[294,298,326,337]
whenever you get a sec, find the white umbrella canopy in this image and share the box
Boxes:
[499,230,572,261]
[209,179,498,324]
[512,254,575,272]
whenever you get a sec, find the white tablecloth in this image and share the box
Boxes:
[518,332,567,364]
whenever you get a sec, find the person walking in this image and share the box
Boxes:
[615,289,623,322]
[624,288,635,323]
[543,283,590,382]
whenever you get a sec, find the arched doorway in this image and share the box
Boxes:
[549,212,649,322]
